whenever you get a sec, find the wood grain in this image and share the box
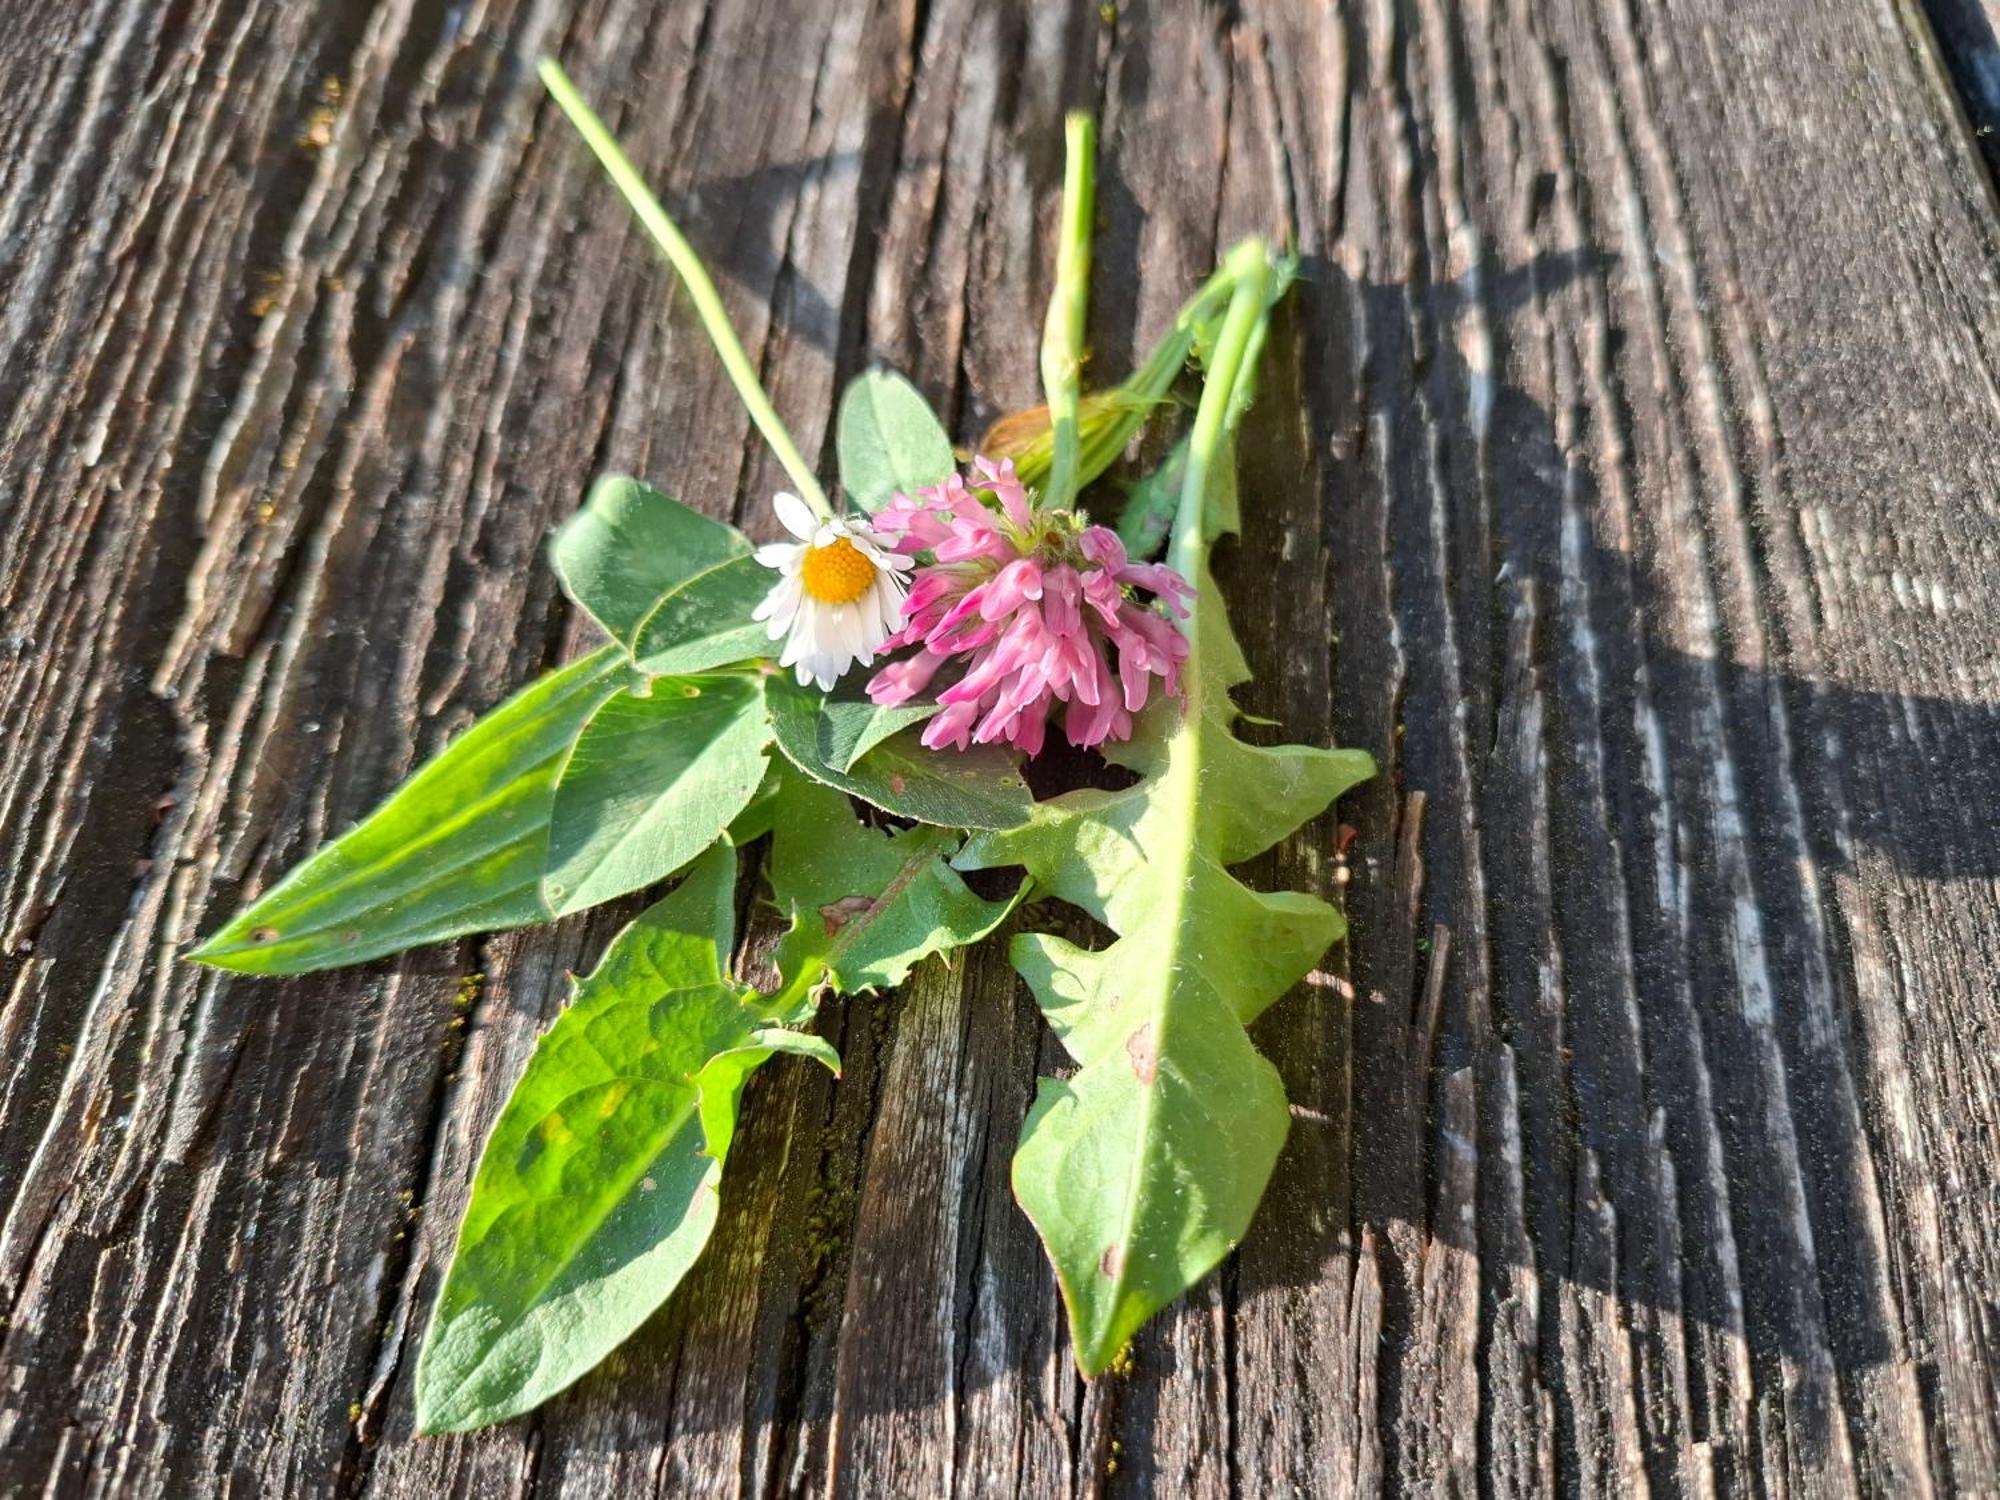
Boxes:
[3,0,1998,1494]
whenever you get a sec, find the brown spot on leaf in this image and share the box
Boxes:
[888,773,908,795]
[819,895,874,935]
[1125,1023,1159,1085]
[1100,1242,1125,1278]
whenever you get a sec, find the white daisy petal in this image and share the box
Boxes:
[872,583,902,641]
[755,540,804,569]
[748,509,923,691]
[754,578,802,637]
[772,491,818,540]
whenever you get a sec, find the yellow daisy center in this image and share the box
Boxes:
[799,537,877,604]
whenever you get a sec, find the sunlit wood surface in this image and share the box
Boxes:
[3,1,1998,1493]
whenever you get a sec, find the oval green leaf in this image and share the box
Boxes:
[765,675,1031,830]
[415,843,834,1434]
[629,553,772,675]
[835,369,956,511]
[543,675,772,916]
[551,475,769,674]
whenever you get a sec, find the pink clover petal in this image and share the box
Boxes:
[1078,526,1127,571]
[933,584,993,638]
[867,649,945,706]
[901,570,962,622]
[939,612,1040,703]
[1069,631,1109,707]
[975,456,1034,530]
[1119,561,1195,614]
[922,698,982,751]
[1114,635,1153,712]
[1080,568,1126,627]
[859,455,1197,757]
[934,521,1012,563]
[1010,694,1050,757]
[1122,606,1188,658]
[1065,690,1119,747]
[1041,565,1083,637]
[973,701,1019,745]
[980,557,1045,620]
[926,615,1000,655]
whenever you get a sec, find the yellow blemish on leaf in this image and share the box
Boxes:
[597,1081,631,1118]
[539,1113,574,1147]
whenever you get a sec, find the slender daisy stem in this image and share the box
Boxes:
[539,59,833,519]
[1171,238,1272,588]
[1039,111,1096,511]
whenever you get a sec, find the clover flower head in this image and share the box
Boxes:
[866,457,1192,755]
[752,492,914,690]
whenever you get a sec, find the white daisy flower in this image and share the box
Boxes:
[751,491,914,690]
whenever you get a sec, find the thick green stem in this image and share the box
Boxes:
[1039,112,1096,510]
[998,257,1241,492]
[1170,240,1273,587]
[539,60,832,518]
[1072,257,1232,469]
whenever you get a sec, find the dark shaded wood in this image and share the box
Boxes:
[3,0,1998,1494]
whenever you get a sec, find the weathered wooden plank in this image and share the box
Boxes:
[2,0,1997,1495]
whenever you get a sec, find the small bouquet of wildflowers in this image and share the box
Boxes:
[192,65,1373,1431]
